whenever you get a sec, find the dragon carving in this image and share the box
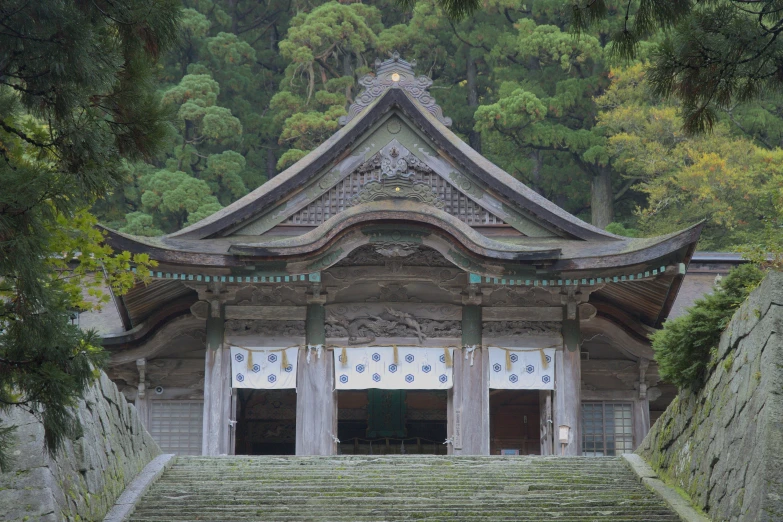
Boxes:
[326,306,427,345]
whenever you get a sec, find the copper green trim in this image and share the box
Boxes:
[469,266,667,288]
[131,267,313,284]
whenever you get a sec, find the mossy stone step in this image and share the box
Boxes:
[128,455,680,522]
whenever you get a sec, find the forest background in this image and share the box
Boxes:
[93,0,783,251]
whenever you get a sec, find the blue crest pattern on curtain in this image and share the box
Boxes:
[230,346,298,389]
[334,347,454,390]
[488,347,556,390]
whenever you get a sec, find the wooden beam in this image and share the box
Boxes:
[482,304,596,322]
[581,316,655,360]
[107,315,204,367]
[224,305,306,320]
[581,389,637,401]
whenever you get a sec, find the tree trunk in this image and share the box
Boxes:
[466,52,481,153]
[267,147,277,179]
[228,0,238,33]
[529,150,543,195]
[343,52,353,102]
[591,166,614,229]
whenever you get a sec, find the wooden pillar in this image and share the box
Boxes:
[296,302,337,455]
[202,302,231,455]
[554,305,581,456]
[134,358,150,430]
[448,305,489,455]
[633,399,651,450]
[633,358,651,449]
[539,390,553,455]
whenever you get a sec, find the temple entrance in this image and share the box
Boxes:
[337,390,447,454]
[234,389,296,455]
[489,390,541,455]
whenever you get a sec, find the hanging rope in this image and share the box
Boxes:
[487,346,558,370]
[464,345,477,366]
[230,345,299,372]
[306,344,323,363]
[443,347,453,368]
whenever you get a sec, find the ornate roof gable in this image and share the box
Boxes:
[340,52,452,127]
[263,140,521,233]
[161,54,626,242]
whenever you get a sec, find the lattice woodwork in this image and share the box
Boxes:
[286,168,506,226]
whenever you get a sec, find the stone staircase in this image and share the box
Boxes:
[128,455,680,521]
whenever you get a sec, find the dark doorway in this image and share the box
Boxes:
[235,389,296,455]
[337,390,447,454]
[490,390,541,455]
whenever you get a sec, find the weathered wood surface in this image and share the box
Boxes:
[325,303,462,320]
[562,305,580,352]
[633,398,650,450]
[224,305,306,320]
[296,303,337,455]
[135,396,150,430]
[448,305,489,455]
[581,317,655,360]
[202,307,231,456]
[581,389,638,401]
[554,345,581,456]
[539,390,553,456]
[483,307,561,322]
[482,304,596,322]
[106,315,204,366]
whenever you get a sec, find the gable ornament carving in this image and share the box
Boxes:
[340,52,452,127]
[351,146,445,209]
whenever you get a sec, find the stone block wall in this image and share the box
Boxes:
[0,371,161,522]
[637,271,783,522]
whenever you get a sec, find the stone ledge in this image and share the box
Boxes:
[622,453,710,522]
[103,454,176,522]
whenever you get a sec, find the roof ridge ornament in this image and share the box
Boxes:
[339,51,452,127]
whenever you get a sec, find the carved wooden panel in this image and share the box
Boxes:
[285,160,506,227]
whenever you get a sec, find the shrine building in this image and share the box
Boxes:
[101,54,701,458]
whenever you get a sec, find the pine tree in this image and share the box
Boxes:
[0,0,178,468]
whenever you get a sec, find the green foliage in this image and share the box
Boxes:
[604,222,640,237]
[0,0,173,468]
[650,264,765,390]
[121,170,223,235]
[596,65,783,250]
[86,0,783,248]
[572,0,783,134]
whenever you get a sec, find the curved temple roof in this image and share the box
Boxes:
[102,53,702,337]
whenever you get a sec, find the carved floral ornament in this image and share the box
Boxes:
[350,146,446,209]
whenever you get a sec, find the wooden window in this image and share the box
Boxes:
[149,400,204,455]
[581,402,633,456]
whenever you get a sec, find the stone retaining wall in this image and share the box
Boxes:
[637,271,783,522]
[0,371,160,521]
